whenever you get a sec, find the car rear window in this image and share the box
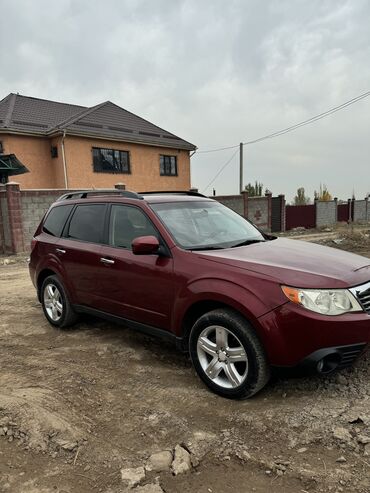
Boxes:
[67,204,106,243]
[43,205,74,237]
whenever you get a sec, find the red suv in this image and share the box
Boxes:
[29,190,370,398]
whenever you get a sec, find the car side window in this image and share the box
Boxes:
[67,204,106,244]
[109,205,158,249]
[43,204,74,237]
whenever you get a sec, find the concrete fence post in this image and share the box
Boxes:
[0,185,5,253]
[265,191,272,231]
[279,194,286,232]
[352,198,356,222]
[347,198,352,222]
[6,182,24,254]
[241,190,248,219]
[334,197,338,223]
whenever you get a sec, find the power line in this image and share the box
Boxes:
[202,148,239,193]
[242,89,370,145]
[195,89,370,154]
[198,89,370,193]
[197,143,239,154]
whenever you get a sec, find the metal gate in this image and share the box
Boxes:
[338,203,350,222]
[271,196,283,232]
[286,204,316,230]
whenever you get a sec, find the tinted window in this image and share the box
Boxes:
[93,147,130,174]
[43,205,74,237]
[68,204,106,243]
[109,205,158,249]
[160,155,177,176]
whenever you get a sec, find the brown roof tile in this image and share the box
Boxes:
[0,93,196,151]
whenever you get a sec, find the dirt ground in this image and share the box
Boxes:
[0,228,369,493]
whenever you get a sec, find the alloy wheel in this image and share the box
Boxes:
[43,283,63,322]
[196,325,249,389]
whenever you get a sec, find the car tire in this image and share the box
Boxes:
[41,275,78,328]
[189,309,270,399]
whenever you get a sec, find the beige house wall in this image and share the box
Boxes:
[0,133,191,191]
[1,134,57,188]
[63,135,190,191]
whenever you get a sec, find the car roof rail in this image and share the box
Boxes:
[56,189,143,202]
[139,190,207,198]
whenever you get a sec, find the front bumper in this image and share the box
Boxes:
[296,342,367,374]
[256,302,370,367]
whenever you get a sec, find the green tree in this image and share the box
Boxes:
[293,187,311,205]
[314,184,332,201]
[245,181,264,197]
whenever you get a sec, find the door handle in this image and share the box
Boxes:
[56,248,66,254]
[100,257,115,265]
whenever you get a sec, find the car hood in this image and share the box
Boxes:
[199,237,370,288]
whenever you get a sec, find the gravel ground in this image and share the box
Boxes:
[0,233,369,493]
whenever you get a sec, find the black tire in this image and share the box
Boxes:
[189,309,270,399]
[41,275,78,328]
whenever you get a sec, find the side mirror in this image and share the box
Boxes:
[132,235,160,255]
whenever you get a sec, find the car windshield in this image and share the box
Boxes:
[150,200,265,250]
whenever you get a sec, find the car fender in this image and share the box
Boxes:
[173,277,271,337]
[36,254,75,304]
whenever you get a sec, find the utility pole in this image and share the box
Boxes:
[239,142,243,194]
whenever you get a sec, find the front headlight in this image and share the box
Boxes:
[281,286,363,315]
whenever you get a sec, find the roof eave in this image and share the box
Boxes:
[0,127,196,151]
[0,127,46,137]
[47,129,196,151]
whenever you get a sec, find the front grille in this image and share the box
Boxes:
[337,343,367,369]
[358,290,370,313]
[350,281,370,314]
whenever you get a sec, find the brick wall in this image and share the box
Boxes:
[0,189,11,253]
[1,184,367,255]
[353,199,368,222]
[21,190,69,249]
[0,183,84,254]
[315,199,338,227]
[213,192,273,232]
[213,195,244,216]
[246,195,271,231]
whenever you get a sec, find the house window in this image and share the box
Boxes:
[51,146,58,158]
[93,147,130,174]
[160,155,177,176]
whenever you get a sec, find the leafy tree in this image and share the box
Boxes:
[293,187,311,205]
[314,184,332,201]
[245,181,264,197]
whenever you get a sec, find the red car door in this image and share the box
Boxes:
[95,204,175,331]
[57,203,107,307]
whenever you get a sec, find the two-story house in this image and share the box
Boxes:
[0,93,196,190]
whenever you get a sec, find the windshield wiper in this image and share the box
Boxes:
[187,246,225,251]
[230,239,265,248]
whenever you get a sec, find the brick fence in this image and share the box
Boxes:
[214,191,276,232]
[315,199,338,227]
[1,183,368,254]
[0,183,83,254]
[285,197,369,230]
[0,184,283,254]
